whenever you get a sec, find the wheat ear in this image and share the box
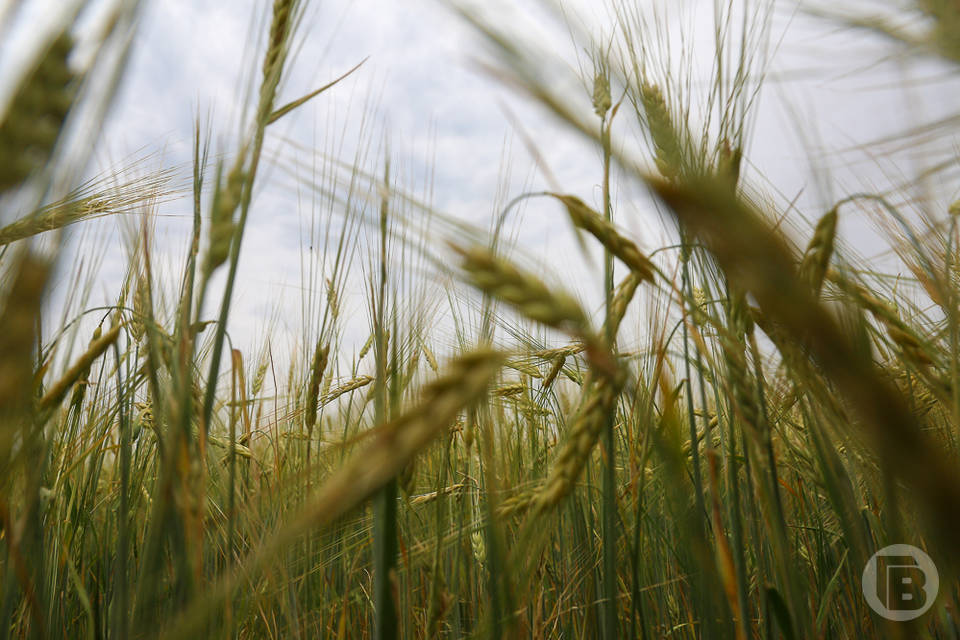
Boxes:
[304,340,329,434]
[551,194,655,282]
[321,375,374,406]
[497,367,624,518]
[541,355,566,390]
[799,207,838,296]
[453,243,589,334]
[0,252,49,414]
[608,271,644,336]
[0,252,49,467]
[40,324,122,411]
[0,33,74,193]
[640,82,682,181]
[533,370,624,513]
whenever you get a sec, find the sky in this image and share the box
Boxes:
[3,0,959,364]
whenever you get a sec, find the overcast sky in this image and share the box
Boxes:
[4,0,959,361]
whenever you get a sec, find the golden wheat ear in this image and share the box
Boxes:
[452,242,590,335]
[800,207,838,296]
[549,193,656,283]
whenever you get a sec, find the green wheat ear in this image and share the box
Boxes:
[640,82,682,181]
[0,32,75,194]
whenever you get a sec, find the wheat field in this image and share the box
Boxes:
[0,0,959,638]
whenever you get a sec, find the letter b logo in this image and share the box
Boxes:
[863,545,938,621]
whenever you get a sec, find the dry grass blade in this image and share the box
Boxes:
[267,57,368,125]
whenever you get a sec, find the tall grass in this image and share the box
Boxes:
[1,0,959,638]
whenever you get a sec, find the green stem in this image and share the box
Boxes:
[372,155,398,640]
[600,115,618,640]
[112,341,131,640]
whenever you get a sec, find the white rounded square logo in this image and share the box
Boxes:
[862,544,938,621]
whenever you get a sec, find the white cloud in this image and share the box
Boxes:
[11,0,957,359]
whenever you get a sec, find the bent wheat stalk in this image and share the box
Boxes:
[650,173,960,552]
[39,323,122,411]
